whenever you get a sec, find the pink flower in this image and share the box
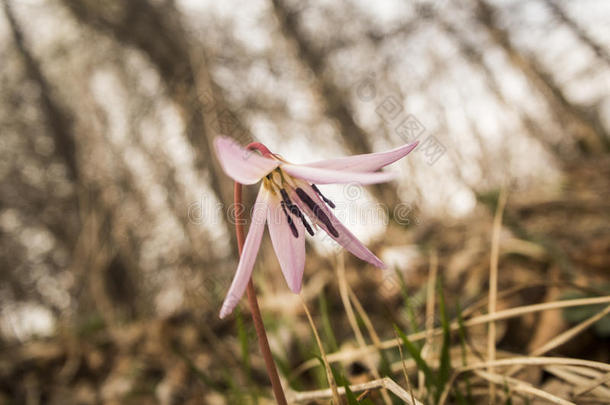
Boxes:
[214,136,418,318]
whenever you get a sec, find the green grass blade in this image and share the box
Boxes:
[344,382,360,405]
[436,279,452,402]
[319,289,339,352]
[456,301,473,402]
[236,309,251,374]
[453,386,468,405]
[394,324,436,394]
[236,309,258,403]
[503,381,513,405]
[395,268,420,334]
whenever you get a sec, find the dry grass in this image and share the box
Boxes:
[3,192,609,405]
[289,377,424,404]
[487,186,507,404]
[299,293,342,404]
[292,295,610,376]
[285,188,609,404]
[292,294,610,403]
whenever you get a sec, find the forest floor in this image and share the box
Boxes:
[1,156,609,405]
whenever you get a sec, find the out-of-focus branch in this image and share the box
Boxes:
[270,0,403,209]
[3,0,142,323]
[473,0,610,155]
[60,0,242,246]
[543,0,610,67]
[2,0,78,181]
[434,14,566,162]
[110,56,217,270]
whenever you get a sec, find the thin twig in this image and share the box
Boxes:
[336,252,391,404]
[337,252,367,350]
[545,366,610,398]
[574,372,610,397]
[346,285,393,404]
[532,305,610,357]
[299,294,342,405]
[439,356,610,405]
[290,377,424,404]
[505,305,610,377]
[394,329,417,405]
[461,281,606,319]
[460,357,610,373]
[475,370,576,405]
[356,390,370,401]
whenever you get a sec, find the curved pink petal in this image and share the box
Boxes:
[289,184,385,268]
[214,136,280,185]
[266,194,306,293]
[282,164,397,185]
[303,142,418,172]
[219,188,269,319]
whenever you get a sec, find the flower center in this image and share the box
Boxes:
[263,168,338,239]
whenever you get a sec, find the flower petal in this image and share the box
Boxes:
[219,188,269,319]
[302,142,418,172]
[282,164,397,185]
[266,194,306,293]
[214,136,280,185]
[290,184,385,268]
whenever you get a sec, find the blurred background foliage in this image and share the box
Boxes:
[0,0,609,403]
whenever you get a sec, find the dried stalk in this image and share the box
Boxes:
[488,187,507,404]
[290,377,424,404]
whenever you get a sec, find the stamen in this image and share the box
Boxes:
[311,184,336,209]
[280,202,299,238]
[296,211,314,236]
[295,188,339,237]
[279,188,291,204]
[281,189,314,236]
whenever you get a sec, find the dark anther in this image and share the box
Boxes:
[302,217,314,236]
[311,184,336,209]
[295,188,339,237]
[280,202,299,238]
[281,189,314,236]
[280,188,291,204]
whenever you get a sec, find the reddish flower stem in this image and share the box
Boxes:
[234,146,287,405]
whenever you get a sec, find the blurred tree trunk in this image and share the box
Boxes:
[434,14,564,161]
[270,0,404,211]
[543,0,610,67]
[2,0,141,323]
[2,1,78,182]
[474,0,610,155]
[60,0,241,249]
